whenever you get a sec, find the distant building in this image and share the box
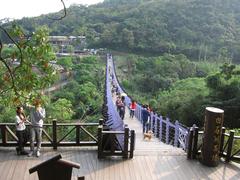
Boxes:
[48,36,86,53]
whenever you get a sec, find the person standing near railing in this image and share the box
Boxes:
[15,106,28,155]
[147,104,153,130]
[28,100,46,157]
[129,100,136,118]
[141,105,150,133]
[116,96,122,113]
[119,96,126,120]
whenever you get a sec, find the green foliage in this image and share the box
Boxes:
[206,63,240,127]
[3,0,240,62]
[0,104,15,123]
[116,53,200,94]
[57,57,73,70]
[115,53,240,128]
[0,25,57,106]
[158,78,209,126]
[47,98,74,122]
[52,56,104,122]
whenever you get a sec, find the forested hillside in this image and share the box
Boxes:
[1,0,240,127]
[115,54,240,128]
[1,0,240,62]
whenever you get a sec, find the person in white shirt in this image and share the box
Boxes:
[15,106,28,155]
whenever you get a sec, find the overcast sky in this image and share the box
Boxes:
[0,0,104,20]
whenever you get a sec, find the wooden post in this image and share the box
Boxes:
[129,130,135,158]
[0,125,7,146]
[192,126,199,159]
[123,127,129,159]
[166,118,170,144]
[187,127,194,159]
[97,125,103,159]
[220,127,226,155]
[78,177,85,180]
[201,107,224,167]
[99,119,104,125]
[225,130,235,162]
[76,124,80,145]
[52,120,57,150]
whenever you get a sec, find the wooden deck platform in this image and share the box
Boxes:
[0,146,240,180]
[0,107,240,179]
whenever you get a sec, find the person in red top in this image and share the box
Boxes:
[129,100,136,118]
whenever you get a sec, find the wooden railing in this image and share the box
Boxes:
[97,125,135,159]
[187,126,240,163]
[0,120,100,149]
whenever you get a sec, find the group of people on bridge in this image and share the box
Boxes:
[109,66,152,134]
[107,53,154,136]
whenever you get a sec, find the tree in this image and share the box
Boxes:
[122,28,134,48]
[57,56,73,70]
[206,63,240,127]
[47,98,74,122]
[0,25,57,106]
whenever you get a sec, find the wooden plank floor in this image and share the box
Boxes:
[123,105,184,156]
[0,147,240,180]
[0,99,240,179]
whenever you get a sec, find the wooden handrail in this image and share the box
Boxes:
[0,122,99,126]
[0,120,100,149]
[102,131,124,134]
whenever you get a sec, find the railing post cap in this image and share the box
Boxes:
[230,130,235,133]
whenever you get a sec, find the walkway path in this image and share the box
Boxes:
[112,94,184,156]
[124,108,184,156]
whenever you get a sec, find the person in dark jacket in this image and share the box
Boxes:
[119,96,126,120]
[141,105,150,133]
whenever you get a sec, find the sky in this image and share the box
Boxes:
[0,0,104,20]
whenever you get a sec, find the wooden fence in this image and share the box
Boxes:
[187,126,240,163]
[97,125,135,159]
[0,120,99,149]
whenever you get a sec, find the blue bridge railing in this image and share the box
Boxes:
[109,54,189,151]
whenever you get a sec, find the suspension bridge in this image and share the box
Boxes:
[0,55,239,180]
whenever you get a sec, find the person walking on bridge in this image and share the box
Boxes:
[129,100,136,118]
[141,105,150,133]
[119,96,126,120]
